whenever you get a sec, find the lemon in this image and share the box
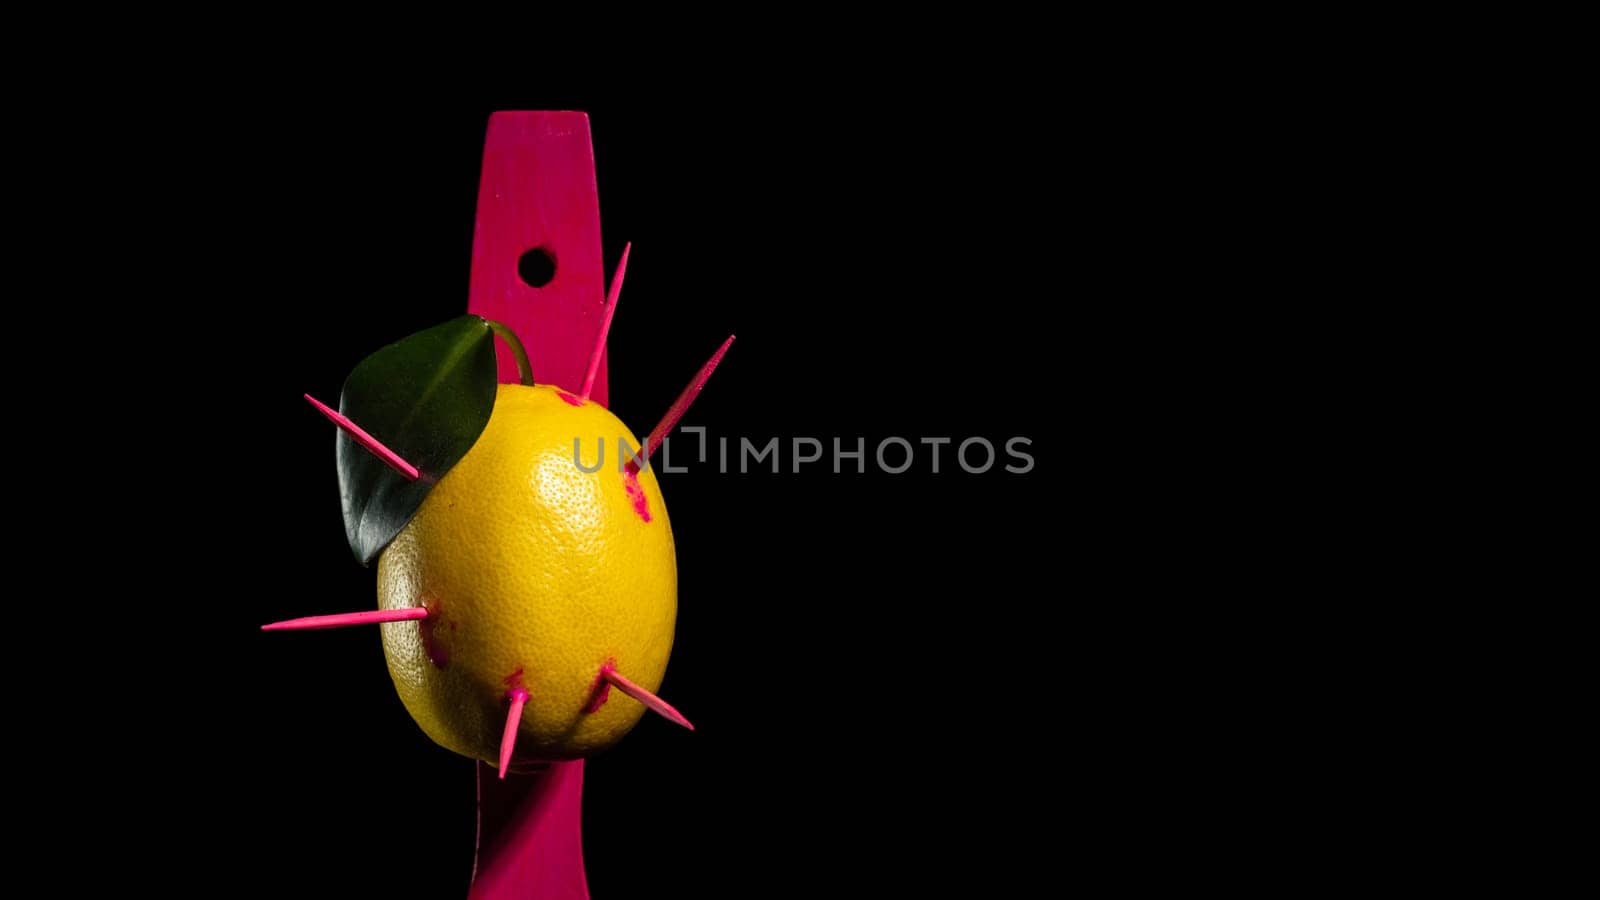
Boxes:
[375,383,676,764]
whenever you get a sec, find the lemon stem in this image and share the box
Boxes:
[486,320,535,386]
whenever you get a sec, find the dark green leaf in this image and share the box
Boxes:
[338,315,498,564]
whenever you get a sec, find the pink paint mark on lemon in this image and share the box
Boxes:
[622,466,652,522]
[556,389,585,407]
[418,610,449,669]
[583,658,618,713]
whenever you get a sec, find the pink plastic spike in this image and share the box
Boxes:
[579,242,630,401]
[303,394,421,481]
[498,688,530,781]
[600,665,695,730]
[260,607,428,631]
[643,334,736,459]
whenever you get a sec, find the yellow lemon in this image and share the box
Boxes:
[375,383,676,763]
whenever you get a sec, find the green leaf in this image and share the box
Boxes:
[338,315,498,564]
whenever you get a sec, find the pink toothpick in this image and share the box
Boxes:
[599,665,694,730]
[578,242,631,401]
[260,607,428,631]
[499,688,530,780]
[304,394,421,481]
[642,335,735,460]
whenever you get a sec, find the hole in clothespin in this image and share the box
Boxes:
[518,247,557,288]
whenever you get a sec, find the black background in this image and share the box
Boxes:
[89,86,1170,895]
[16,34,1458,894]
